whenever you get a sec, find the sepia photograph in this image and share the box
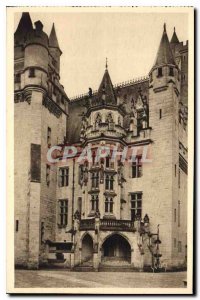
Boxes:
[6,6,194,294]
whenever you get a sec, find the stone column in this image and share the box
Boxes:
[70,252,75,269]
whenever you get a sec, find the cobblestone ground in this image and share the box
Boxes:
[15,270,187,288]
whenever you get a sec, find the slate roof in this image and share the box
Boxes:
[154,24,175,66]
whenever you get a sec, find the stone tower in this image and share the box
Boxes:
[148,24,187,266]
[14,13,69,268]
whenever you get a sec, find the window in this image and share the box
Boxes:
[46,165,50,185]
[132,156,142,178]
[178,168,181,188]
[41,222,44,243]
[178,200,181,227]
[14,73,21,83]
[16,220,19,232]
[174,208,176,222]
[61,96,65,104]
[105,174,114,190]
[175,164,177,177]
[29,68,35,78]
[78,197,82,214]
[106,113,114,130]
[174,238,177,248]
[58,199,68,226]
[178,241,182,253]
[91,195,99,211]
[159,109,162,119]
[95,113,102,130]
[92,151,96,165]
[169,67,174,76]
[47,127,51,146]
[91,172,99,188]
[105,197,113,213]
[158,67,163,77]
[106,156,110,168]
[130,193,142,221]
[59,167,69,187]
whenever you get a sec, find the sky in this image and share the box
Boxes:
[14,11,189,98]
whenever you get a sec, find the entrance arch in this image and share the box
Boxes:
[81,234,93,264]
[101,234,131,264]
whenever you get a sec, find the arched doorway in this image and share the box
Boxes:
[101,234,131,265]
[81,234,93,265]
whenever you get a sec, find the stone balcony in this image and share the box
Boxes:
[79,218,136,232]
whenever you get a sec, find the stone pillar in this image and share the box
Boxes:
[93,243,99,271]
[70,252,75,269]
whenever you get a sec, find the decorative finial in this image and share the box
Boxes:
[174,26,176,32]
[164,23,166,32]
[105,57,108,70]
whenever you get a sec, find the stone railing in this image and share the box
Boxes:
[100,219,136,232]
[79,219,95,231]
[79,218,136,232]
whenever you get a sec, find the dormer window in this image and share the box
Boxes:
[157,67,163,77]
[29,68,35,78]
[169,67,174,76]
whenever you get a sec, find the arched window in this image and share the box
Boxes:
[106,113,114,130]
[95,113,102,130]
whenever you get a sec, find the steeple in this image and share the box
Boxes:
[49,23,61,53]
[153,23,175,67]
[14,12,33,45]
[97,63,117,105]
[170,27,179,44]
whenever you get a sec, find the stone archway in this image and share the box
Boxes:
[81,234,93,265]
[101,233,131,265]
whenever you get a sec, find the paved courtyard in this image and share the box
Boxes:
[15,270,187,288]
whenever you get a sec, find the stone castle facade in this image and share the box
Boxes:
[14,13,188,270]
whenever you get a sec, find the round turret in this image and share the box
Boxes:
[23,20,49,89]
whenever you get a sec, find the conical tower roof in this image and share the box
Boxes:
[170,27,179,44]
[154,23,175,67]
[49,23,61,51]
[14,12,33,44]
[97,62,117,105]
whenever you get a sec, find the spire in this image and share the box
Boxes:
[170,27,179,44]
[153,23,175,67]
[14,12,33,44]
[49,23,61,51]
[105,57,108,70]
[97,66,117,105]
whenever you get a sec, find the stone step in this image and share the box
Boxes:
[73,266,94,272]
[98,265,135,272]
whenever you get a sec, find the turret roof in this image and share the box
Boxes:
[14,12,33,44]
[49,23,61,51]
[154,23,175,67]
[170,27,180,44]
[97,66,117,105]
